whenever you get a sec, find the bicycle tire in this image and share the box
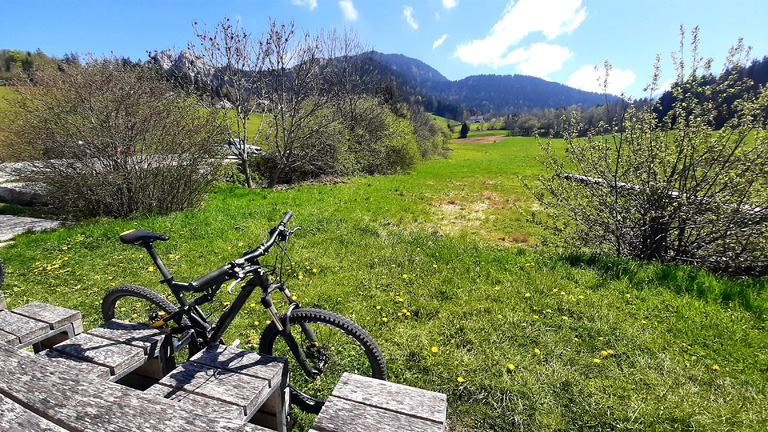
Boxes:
[259,308,387,414]
[101,284,195,362]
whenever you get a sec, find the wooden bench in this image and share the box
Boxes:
[0,301,83,352]
[310,373,448,432]
[145,344,289,432]
[0,343,270,432]
[47,319,171,382]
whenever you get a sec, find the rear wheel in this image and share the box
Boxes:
[101,284,197,365]
[259,308,387,414]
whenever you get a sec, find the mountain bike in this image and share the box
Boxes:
[101,211,386,413]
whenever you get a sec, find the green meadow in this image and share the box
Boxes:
[2,135,768,431]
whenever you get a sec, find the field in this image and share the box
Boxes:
[2,136,768,431]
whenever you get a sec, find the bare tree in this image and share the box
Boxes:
[189,17,267,188]
[259,20,370,187]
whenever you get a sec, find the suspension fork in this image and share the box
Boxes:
[262,284,322,378]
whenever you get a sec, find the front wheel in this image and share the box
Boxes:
[259,308,387,414]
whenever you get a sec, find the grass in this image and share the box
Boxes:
[2,136,768,431]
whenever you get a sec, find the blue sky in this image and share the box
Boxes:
[3,0,767,100]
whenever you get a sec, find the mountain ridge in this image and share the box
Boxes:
[370,51,619,116]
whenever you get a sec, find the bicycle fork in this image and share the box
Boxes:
[262,284,324,379]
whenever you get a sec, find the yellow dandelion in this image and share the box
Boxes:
[253,321,260,326]
[533,315,539,319]
[382,318,388,322]
[457,377,466,383]
[147,266,155,272]
[507,364,515,371]
[546,309,552,313]
[625,294,631,298]
[498,314,503,319]
[524,293,531,297]
[712,365,720,371]
[534,348,541,355]
[552,289,558,293]
[250,303,256,308]
[594,359,601,363]
[607,350,614,355]
[433,264,438,268]
[238,242,244,247]
[431,346,439,353]
[312,268,318,273]
[376,306,381,310]
[601,350,609,356]
[562,316,568,320]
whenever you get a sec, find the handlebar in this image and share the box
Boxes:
[187,211,294,292]
[241,211,293,264]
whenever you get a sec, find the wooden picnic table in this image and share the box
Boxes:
[0,344,277,432]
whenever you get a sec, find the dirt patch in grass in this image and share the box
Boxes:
[497,232,531,244]
[452,136,506,144]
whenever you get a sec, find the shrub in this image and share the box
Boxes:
[1,58,228,218]
[533,30,768,275]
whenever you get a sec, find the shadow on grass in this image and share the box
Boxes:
[556,253,768,318]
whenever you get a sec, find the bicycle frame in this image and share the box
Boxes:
[140,241,322,378]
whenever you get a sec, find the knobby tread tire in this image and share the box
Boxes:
[101,284,179,322]
[259,308,387,414]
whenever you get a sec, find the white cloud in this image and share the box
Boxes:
[291,0,318,10]
[453,0,586,75]
[339,0,358,21]
[566,65,636,96]
[433,34,449,50]
[403,6,418,30]
[503,43,573,77]
[442,0,458,8]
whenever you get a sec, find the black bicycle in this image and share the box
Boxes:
[101,211,386,413]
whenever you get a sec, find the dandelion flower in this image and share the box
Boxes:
[534,348,541,355]
[525,293,531,297]
[457,377,466,383]
[601,350,609,356]
[507,364,515,371]
[147,266,155,272]
[312,268,318,273]
[431,346,439,353]
[382,318,388,322]
[376,306,381,310]
[625,294,631,298]
[498,314,503,319]
[562,316,568,320]
[594,359,601,363]
[712,365,720,371]
[253,321,260,326]
[533,315,539,319]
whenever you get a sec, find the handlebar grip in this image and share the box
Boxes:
[281,211,293,225]
[190,265,231,291]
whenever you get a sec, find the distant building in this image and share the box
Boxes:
[469,115,484,124]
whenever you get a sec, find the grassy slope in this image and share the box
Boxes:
[1,137,767,431]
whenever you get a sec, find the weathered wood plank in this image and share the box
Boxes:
[0,393,68,432]
[37,349,112,380]
[157,361,271,416]
[11,301,82,330]
[87,319,169,357]
[0,293,6,311]
[0,309,49,344]
[190,344,286,387]
[331,373,448,424]
[0,344,267,432]
[51,332,144,375]
[1,327,18,346]
[144,383,244,419]
[312,395,444,432]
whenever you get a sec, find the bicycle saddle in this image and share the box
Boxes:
[119,229,169,246]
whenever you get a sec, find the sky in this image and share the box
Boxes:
[3,0,767,100]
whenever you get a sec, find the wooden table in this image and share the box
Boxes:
[0,344,272,432]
